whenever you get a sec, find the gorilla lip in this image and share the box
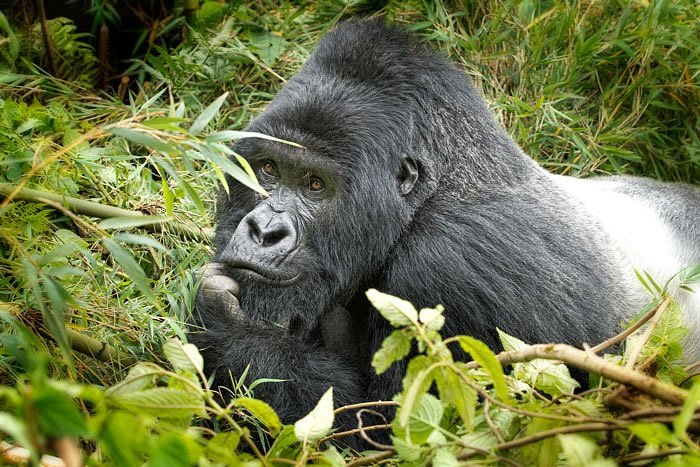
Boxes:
[227,261,300,286]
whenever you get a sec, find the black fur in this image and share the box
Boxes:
[189,19,700,438]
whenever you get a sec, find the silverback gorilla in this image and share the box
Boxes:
[189,20,700,434]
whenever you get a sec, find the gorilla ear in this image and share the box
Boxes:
[398,156,419,196]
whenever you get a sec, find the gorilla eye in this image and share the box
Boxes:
[261,160,278,177]
[309,176,325,192]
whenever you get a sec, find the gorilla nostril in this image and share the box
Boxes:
[248,219,262,244]
[260,228,288,247]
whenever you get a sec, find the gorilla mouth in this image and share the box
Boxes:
[227,261,301,286]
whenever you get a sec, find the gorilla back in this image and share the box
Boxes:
[190,19,700,431]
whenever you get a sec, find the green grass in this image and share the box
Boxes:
[0,0,698,465]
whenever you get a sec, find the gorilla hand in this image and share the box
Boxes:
[195,262,243,320]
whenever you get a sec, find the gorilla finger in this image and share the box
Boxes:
[201,273,240,296]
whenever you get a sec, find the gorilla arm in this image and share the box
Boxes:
[190,263,367,427]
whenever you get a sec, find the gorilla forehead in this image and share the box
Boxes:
[249,76,413,170]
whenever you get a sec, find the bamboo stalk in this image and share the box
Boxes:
[0,183,211,241]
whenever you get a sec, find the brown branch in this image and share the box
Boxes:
[1,441,65,467]
[459,422,620,461]
[345,450,394,467]
[334,400,399,414]
[589,300,663,353]
[624,298,670,369]
[469,343,689,406]
[36,0,57,76]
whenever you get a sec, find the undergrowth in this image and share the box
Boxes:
[0,0,699,465]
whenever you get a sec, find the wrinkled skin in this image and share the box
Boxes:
[189,19,700,446]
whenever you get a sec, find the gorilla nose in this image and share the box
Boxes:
[248,217,292,247]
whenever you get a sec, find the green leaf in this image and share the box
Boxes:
[99,215,172,230]
[390,435,424,462]
[294,387,334,443]
[98,411,148,467]
[235,397,282,435]
[400,363,438,429]
[110,388,204,419]
[112,233,168,252]
[266,425,299,460]
[372,330,412,375]
[33,385,88,437]
[105,362,163,396]
[418,305,445,331]
[162,338,204,374]
[395,393,443,445]
[102,238,156,304]
[205,432,241,463]
[149,433,193,467]
[674,379,700,437]
[0,413,31,450]
[629,422,679,447]
[432,448,460,466]
[366,289,417,327]
[458,336,510,402]
[434,366,476,430]
[521,418,564,467]
[557,434,608,467]
[189,92,229,136]
[108,127,175,154]
[205,130,303,147]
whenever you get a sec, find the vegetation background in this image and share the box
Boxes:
[0,0,698,465]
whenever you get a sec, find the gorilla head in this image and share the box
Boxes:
[210,20,533,336]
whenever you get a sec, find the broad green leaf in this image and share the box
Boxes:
[149,433,194,467]
[99,215,172,230]
[190,92,229,136]
[400,364,438,428]
[99,411,148,466]
[33,385,88,437]
[435,366,476,430]
[418,305,445,331]
[674,380,700,437]
[267,425,299,460]
[235,397,282,435]
[319,446,345,467]
[102,238,156,303]
[110,387,204,419]
[294,387,334,443]
[106,362,163,396]
[205,432,241,463]
[390,435,424,462]
[558,434,605,467]
[366,289,417,327]
[458,336,510,402]
[395,393,443,445]
[498,329,579,396]
[629,422,679,447]
[521,418,564,467]
[372,330,412,375]
[432,448,460,466]
[162,338,204,374]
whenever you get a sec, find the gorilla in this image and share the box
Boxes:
[189,19,700,435]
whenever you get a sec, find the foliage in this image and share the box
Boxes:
[0,0,699,465]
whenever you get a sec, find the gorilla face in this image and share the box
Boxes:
[212,122,420,334]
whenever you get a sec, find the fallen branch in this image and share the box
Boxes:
[467,343,689,406]
[1,441,65,467]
